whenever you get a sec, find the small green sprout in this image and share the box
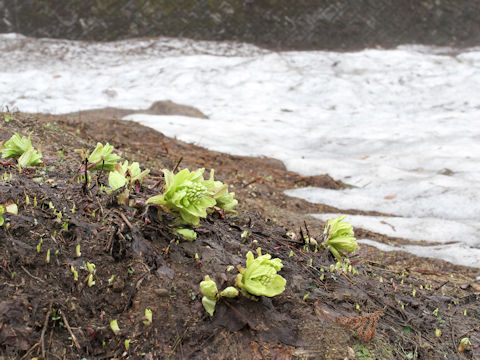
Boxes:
[86,262,96,274]
[226,265,234,272]
[174,228,197,241]
[432,308,439,317]
[87,143,121,171]
[110,319,120,335]
[458,337,472,352]
[108,275,115,285]
[87,274,95,287]
[323,216,358,261]
[0,133,42,167]
[36,238,43,253]
[142,309,152,326]
[71,266,78,281]
[435,329,442,338]
[235,248,286,298]
[75,244,81,257]
[219,287,239,298]
[46,249,50,264]
[124,339,131,351]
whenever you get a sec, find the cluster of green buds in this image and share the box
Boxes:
[0,133,42,167]
[0,202,18,226]
[235,248,286,298]
[199,275,239,316]
[146,168,237,226]
[329,258,358,275]
[323,216,358,261]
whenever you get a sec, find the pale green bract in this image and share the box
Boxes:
[174,228,197,241]
[323,215,358,261]
[203,170,238,212]
[108,161,150,190]
[235,248,286,298]
[88,142,121,171]
[0,203,18,227]
[1,133,42,166]
[146,168,216,225]
[200,275,218,316]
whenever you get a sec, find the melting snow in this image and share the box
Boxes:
[1,33,479,267]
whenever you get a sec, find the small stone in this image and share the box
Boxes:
[154,288,170,297]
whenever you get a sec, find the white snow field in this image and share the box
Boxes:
[1,33,479,267]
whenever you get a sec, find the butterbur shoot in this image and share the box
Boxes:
[142,309,153,326]
[203,169,238,212]
[71,266,78,281]
[110,320,120,335]
[87,143,121,171]
[200,275,218,316]
[458,338,472,352]
[323,216,358,261]
[146,168,216,225]
[174,228,197,241]
[87,274,95,287]
[0,202,18,227]
[1,133,42,167]
[108,161,150,191]
[235,248,286,298]
[146,168,237,226]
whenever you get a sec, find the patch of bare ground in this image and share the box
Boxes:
[0,111,478,359]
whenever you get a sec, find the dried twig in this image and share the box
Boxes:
[21,265,46,284]
[59,309,81,349]
[172,156,183,173]
[41,304,53,359]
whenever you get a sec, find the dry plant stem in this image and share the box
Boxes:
[59,309,80,349]
[41,304,53,359]
[172,156,183,173]
[19,342,39,360]
[21,265,46,284]
[114,210,133,231]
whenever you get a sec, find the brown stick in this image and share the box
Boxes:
[59,310,81,350]
[41,304,53,359]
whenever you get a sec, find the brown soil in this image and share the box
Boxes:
[0,110,479,360]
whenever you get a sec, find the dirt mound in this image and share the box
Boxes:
[0,111,479,359]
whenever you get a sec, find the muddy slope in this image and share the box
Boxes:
[0,111,479,359]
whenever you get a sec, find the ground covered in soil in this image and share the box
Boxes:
[0,111,479,360]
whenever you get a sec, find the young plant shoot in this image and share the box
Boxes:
[199,275,238,316]
[235,248,286,298]
[0,202,18,226]
[146,168,237,226]
[0,133,42,167]
[87,142,121,171]
[108,161,150,205]
[323,215,358,261]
